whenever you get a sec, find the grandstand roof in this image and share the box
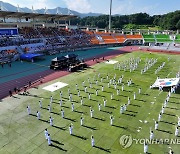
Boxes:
[0,10,77,20]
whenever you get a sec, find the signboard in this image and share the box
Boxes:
[152,78,180,88]
[0,28,18,36]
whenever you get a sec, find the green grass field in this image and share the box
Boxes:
[0,51,180,154]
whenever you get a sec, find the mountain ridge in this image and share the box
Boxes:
[0,1,102,18]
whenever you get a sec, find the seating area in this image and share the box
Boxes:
[142,34,156,43]
[0,49,19,63]
[126,34,143,39]
[155,34,172,43]
[101,35,117,44]
[175,35,180,43]
[114,35,126,43]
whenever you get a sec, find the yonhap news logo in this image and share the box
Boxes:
[119,134,180,149]
[119,135,133,149]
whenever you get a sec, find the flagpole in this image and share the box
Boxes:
[109,0,112,32]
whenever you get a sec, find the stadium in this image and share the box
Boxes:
[0,0,180,154]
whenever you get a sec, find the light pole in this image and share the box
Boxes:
[109,0,112,32]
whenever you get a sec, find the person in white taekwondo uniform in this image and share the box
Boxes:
[91,135,95,147]
[111,93,113,100]
[96,89,98,96]
[71,103,74,112]
[144,142,148,153]
[61,109,64,118]
[175,126,179,137]
[90,108,94,118]
[155,121,158,130]
[47,134,52,146]
[59,99,63,107]
[134,92,136,100]
[103,99,107,107]
[98,104,102,111]
[117,89,120,95]
[128,97,131,105]
[80,115,84,126]
[44,128,48,140]
[39,100,42,108]
[85,86,87,93]
[50,96,53,103]
[60,91,63,99]
[69,123,73,135]
[110,115,114,126]
[149,128,154,140]
[78,90,80,97]
[120,105,124,114]
[158,113,162,122]
[102,85,104,92]
[88,93,91,100]
[122,84,124,91]
[178,116,180,126]
[49,116,53,126]
[36,111,40,120]
[27,106,31,115]
[80,97,83,105]
[48,105,51,113]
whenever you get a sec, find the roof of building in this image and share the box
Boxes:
[0,10,77,20]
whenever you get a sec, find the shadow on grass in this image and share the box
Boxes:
[74,110,85,114]
[166,107,179,110]
[160,120,175,125]
[61,105,70,109]
[112,124,127,129]
[39,119,49,123]
[50,144,67,152]
[41,107,48,111]
[101,110,112,114]
[163,113,176,117]
[157,129,172,134]
[129,104,141,107]
[126,110,138,114]
[71,134,87,140]
[51,140,64,145]
[92,117,105,121]
[94,145,111,153]
[51,111,60,116]
[136,99,146,102]
[142,93,150,96]
[82,125,97,130]
[169,101,180,105]
[103,91,112,94]
[106,105,116,109]
[52,125,66,131]
[64,117,76,122]
[122,113,136,117]
[82,104,91,107]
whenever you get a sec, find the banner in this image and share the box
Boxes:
[152,78,180,87]
[0,28,18,36]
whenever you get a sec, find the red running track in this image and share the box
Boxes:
[0,49,126,100]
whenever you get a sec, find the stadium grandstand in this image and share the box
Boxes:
[0,9,180,65]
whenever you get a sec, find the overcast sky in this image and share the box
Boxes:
[2,0,180,15]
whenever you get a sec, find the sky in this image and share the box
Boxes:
[2,0,180,15]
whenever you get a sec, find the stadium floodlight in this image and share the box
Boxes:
[109,0,112,32]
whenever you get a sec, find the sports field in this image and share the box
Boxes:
[0,51,180,154]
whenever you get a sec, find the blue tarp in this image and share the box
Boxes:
[20,53,44,61]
